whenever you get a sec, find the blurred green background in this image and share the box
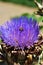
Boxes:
[0,0,41,7]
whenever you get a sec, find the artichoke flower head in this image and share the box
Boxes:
[0,16,39,49]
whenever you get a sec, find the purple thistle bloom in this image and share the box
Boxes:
[0,16,39,49]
